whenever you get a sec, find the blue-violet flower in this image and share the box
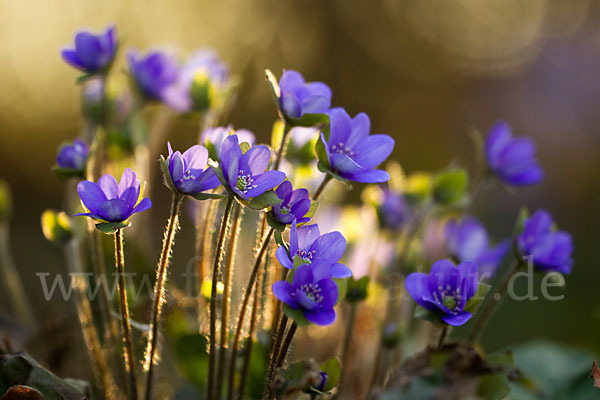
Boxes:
[201,127,255,161]
[56,139,89,171]
[166,143,221,195]
[278,70,331,119]
[61,25,117,74]
[271,181,311,225]
[127,50,184,108]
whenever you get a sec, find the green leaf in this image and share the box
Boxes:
[464,281,491,313]
[414,306,445,326]
[208,160,230,190]
[247,190,282,210]
[266,211,286,232]
[283,304,309,326]
[286,112,329,128]
[477,373,510,400]
[432,168,469,206]
[52,166,85,181]
[274,230,289,251]
[319,357,341,392]
[159,155,178,192]
[334,278,347,304]
[190,192,227,201]
[95,221,130,234]
[265,69,281,108]
[514,207,530,236]
[315,136,331,169]
[346,276,369,303]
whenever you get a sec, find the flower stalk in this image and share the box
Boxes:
[337,303,357,397]
[208,195,235,400]
[144,193,183,400]
[113,228,138,400]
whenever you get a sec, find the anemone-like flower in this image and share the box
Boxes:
[272,264,338,325]
[278,70,332,119]
[127,50,183,107]
[319,108,394,183]
[76,168,151,223]
[56,139,89,171]
[445,217,509,278]
[377,188,410,231]
[271,181,311,225]
[219,135,285,200]
[275,220,351,278]
[166,143,220,195]
[485,121,543,186]
[517,209,573,274]
[201,127,255,160]
[61,25,117,74]
[405,259,478,326]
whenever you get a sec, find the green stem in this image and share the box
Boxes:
[272,122,292,171]
[225,226,274,399]
[216,204,242,398]
[197,197,219,333]
[437,326,449,350]
[66,239,113,399]
[113,229,138,400]
[268,322,297,400]
[468,259,519,343]
[208,195,235,400]
[312,174,332,201]
[144,194,182,400]
[266,314,288,398]
[337,303,357,397]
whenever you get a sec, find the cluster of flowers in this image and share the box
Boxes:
[52,22,574,399]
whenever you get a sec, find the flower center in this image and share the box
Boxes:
[280,205,291,215]
[331,142,357,158]
[183,169,196,180]
[433,284,463,314]
[296,249,316,264]
[298,283,323,304]
[236,170,258,194]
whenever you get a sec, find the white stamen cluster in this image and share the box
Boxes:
[331,142,357,158]
[432,283,463,315]
[236,169,257,193]
[291,282,324,304]
[296,249,316,264]
[183,169,196,181]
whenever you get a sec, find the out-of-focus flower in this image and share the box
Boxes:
[405,259,478,326]
[485,121,543,186]
[61,25,117,74]
[272,265,338,325]
[445,217,509,278]
[219,135,285,200]
[56,139,89,172]
[166,143,220,195]
[201,127,255,161]
[517,209,573,274]
[278,70,332,119]
[377,188,410,231]
[319,108,394,183]
[76,168,152,223]
[275,220,351,278]
[41,210,73,246]
[127,50,183,108]
[271,181,311,225]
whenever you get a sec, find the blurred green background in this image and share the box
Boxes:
[1,0,599,381]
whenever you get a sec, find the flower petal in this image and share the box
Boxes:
[276,246,293,269]
[77,181,106,214]
[456,261,478,299]
[97,175,118,199]
[343,168,390,183]
[182,145,209,171]
[132,197,152,215]
[243,171,286,198]
[272,281,298,308]
[352,134,395,169]
[98,199,129,222]
[240,145,271,176]
[346,112,370,149]
[405,272,437,311]
[304,308,336,326]
[61,49,85,70]
[118,168,140,197]
[300,95,330,115]
[316,278,339,309]
[328,108,352,147]
[485,121,512,168]
[280,90,302,118]
[296,224,321,252]
[220,135,242,186]
[276,181,293,200]
[441,311,472,326]
[330,263,352,278]
[311,231,346,264]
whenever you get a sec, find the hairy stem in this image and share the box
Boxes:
[197,196,219,332]
[66,239,114,399]
[113,229,138,400]
[312,174,332,201]
[337,303,357,398]
[208,195,235,400]
[468,260,519,343]
[216,204,243,398]
[272,122,292,171]
[226,226,274,399]
[267,322,297,400]
[266,314,288,398]
[143,194,182,400]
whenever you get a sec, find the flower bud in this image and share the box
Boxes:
[41,210,73,246]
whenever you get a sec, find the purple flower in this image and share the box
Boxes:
[201,127,255,161]
[275,220,351,279]
[405,259,478,326]
[76,168,152,223]
[127,50,183,107]
[181,49,230,87]
[272,265,338,325]
[377,188,410,231]
[271,181,311,225]
[485,121,543,186]
[61,25,117,74]
[445,217,509,278]
[319,108,394,183]
[166,143,220,195]
[278,70,332,119]
[56,139,89,171]
[517,210,573,274]
[219,135,286,200]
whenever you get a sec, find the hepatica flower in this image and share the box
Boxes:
[201,127,255,161]
[166,143,220,195]
[76,168,152,223]
[517,209,573,274]
[406,259,478,326]
[56,139,89,172]
[219,135,285,200]
[377,188,410,231]
[272,265,338,325]
[485,121,543,186]
[278,70,332,119]
[445,217,509,278]
[127,50,183,108]
[319,108,394,183]
[61,25,117,74]
[275,220,351,279]
[271,181,311,225]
